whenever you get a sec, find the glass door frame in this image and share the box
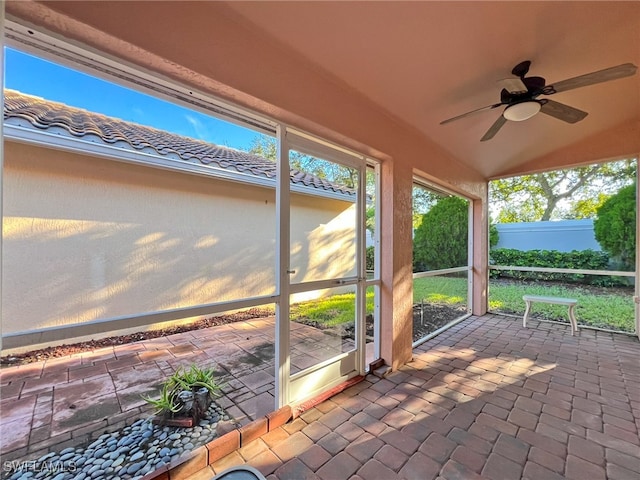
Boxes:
[275,127,368,407]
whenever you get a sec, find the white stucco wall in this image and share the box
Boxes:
[2,141,356,338]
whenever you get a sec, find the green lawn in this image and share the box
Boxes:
[413,275,468,305]
[288,276,635,333]
[414,276,634,333]
[289,291,375,326]
[487,280,634,332]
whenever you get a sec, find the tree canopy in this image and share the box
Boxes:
[412,185,441,229]
[490,159,636,222]
[249,136,357,188]
[249,135,378,234]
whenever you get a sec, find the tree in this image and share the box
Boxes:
[413,196,468,271]
[249,135,379,236]
[412,185,440,229]
[594,183,636,270]
[567,193,611,220]
[248,136,356,188]
[248,135,277,160]
[490,159,636,222]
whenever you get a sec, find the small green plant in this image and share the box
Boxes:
[142,383,182,416]
[143,364,220,418]
[168,364,220,397]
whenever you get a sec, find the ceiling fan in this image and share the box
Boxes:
[440,61,638,141]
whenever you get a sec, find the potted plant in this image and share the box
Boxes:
[143,364,221,427]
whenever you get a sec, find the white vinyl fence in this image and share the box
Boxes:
[495,219,601,252]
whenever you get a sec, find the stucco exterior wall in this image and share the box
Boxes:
[2,141,355,337]
[5,0,489,367]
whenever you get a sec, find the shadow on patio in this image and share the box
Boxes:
[0,317,286,465]
[190,314,640,480]
[1,314,639,480]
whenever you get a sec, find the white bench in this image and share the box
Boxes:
[522,295,579,335]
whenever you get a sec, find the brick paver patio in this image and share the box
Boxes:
[0,317,276,462]
[187,314,640,480]
[2,314,639,480]
[0,315,362,466]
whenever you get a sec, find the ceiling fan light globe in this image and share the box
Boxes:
[503,101,541,121]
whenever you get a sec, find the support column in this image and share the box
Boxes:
[472,183,489,316]
[379,159,413,370]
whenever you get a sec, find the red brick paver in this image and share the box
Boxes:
[0,318,284,461]
[2,314,639,480]
[193,315,640,480]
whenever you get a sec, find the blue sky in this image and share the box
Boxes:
[4,47,266,150]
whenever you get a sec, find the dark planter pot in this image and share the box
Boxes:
[178,390,194,414]
[153,415,196,427]
[194,387,210,416]
[151,388,213,428]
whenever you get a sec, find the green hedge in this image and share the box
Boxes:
[413,196,468,272]
[366,246,375,271]
[489,248,624,286]
[594,183,636,270]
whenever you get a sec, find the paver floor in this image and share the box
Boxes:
[190,314,640,480]
[1,316,350,463]
[2,314,639,479]
[0,312,370,467]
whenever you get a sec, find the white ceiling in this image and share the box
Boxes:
[223,1,640,179]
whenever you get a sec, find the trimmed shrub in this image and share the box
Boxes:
[594,183,636,270]
[413,196,468,272]
[489,248,623,286]
[489,223,499,249]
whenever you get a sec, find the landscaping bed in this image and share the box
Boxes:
[412,303,468,341]
[2,302,470,367]
[295,302,468,343]
[0,309,273,367]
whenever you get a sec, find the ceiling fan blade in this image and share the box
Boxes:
[440,102,503,125]
[540,100,588,123]
[480,115,507,142]
[547,63,637,94]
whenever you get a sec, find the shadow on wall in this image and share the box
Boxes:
[2,143,356,337]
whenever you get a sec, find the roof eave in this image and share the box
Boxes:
[3,123,355,202]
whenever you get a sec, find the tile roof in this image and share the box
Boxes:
[3,89,355,196]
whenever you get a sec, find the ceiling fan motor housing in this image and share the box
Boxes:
[523,76,546,91]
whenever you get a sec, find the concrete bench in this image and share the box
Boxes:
[522,295,579,335]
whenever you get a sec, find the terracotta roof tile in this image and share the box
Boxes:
[3,89,354,196]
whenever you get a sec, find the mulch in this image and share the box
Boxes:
[0,308,272,367]
[412,303,468,341]
[1,304,467,367]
